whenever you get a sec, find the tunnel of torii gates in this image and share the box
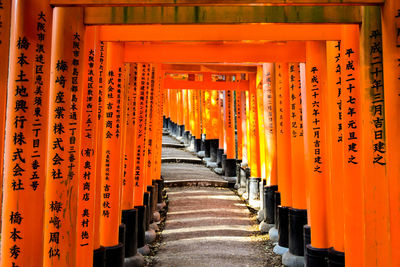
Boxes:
[0,0,399,267]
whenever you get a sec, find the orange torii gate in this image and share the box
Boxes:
[0,1,399,267]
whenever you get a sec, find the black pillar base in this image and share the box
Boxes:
[288,208,308,256]
[93,246,106,267]
[274,192,281,229]
[204,139,211,158]
[184,131,190,143]
[194,138,202,152]
[135,205,146,248]
[221,154,227,173]
[209,139,219,162]
[104,243,124,267]
[147,185,156,213]
[201,138,206,151]
[303,225,311,257]
[264,185,278,224]
[305,244,329,267]
[143,192,151,229]
[155,179,164,203]
[119,223,126,250]
[122,208,138,258]
[179,124,185,137]
[278,206,289,248]
[216,148,224,167]
[224,158,237,177]
[328,247,345,267]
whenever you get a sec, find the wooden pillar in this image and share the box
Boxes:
[248,73,261,179]
[0,0,11,231]
[341,25,365,267]
[326,41,345,253]
[218,90,225,151]
[75,26,100,266]
[43,7,84,266]
[235,90,244,162]
[275,63,292,207]
[0,1,51,265]
[225,89,235,160]
[289,63,307,211]
[304,41,329,250]
[256,67,267,181]
[360,6,391,266]
[262,63,277,186]
[94,40,107,251]
[382,0,400,265]
[99,42,124,251]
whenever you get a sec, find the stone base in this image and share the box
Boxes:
[124,253,145,267]
[145,229,156,244]
[137,245,150,256]
[257,209,265,222]
[153,211,160,222]
[237,187,246,196]
[214,167,223,175]
[273,244,289,255]
[149,222,159,231]
[156,201,166,211]
[259,221,274,233]
[282,251,305,267]
[197,151,205,158]
[269,227,279,242]
[223,176,237,183]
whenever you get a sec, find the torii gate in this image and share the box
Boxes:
[0,1,399,267]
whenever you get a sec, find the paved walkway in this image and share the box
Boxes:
[156,134,268,267]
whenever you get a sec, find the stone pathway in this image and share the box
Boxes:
[155,134,269,267]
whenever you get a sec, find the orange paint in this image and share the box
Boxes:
[236,90,244,161]
[262,63,277,186]
[225,89,235,159]
[1,1,51,266]
[75,26,100,266]
[43,7,84,267]
[382,0,400,265]
[248,73,261,178]
[326,41,345,252]
[288,62,307,210]
[341,25,365,267]
[304,41,329,248]
[99,42,125,247]
[208,90,219,140]
[256,67,267,180]
[275,63,292,207]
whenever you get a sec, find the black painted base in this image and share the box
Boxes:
[264,185,278,224]
[305,244,329,267]
[93,246,106,267]
[104,243,124,267]
[216,148,224,167]
[328,247,345,267]
[274,192,281,229]
[143,192,151,229]
[134,205,146,248]
[194,138,202,152]
[303,225,311,257]
[278,206,289,248]
[288,208,308,256]
[209,139,219,162]
[204,139,211,158]
[122,209,138,258]
[118,223,126,250]
[178,124,185,137]
[221,154,227,173]
[224,158,237,177]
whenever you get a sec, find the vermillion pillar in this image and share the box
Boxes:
[287,63,308,258]
[177,89,184,137]
[0,0,10,229]
[217,90,225,167]
[183,89,191,143]
[43,7,84,267]
[94,40,107,262]
[248,73,261,205]
[209,90,220,162]
[224,88,236,177]
[326,41,345,262]
[262,64,277,186]
[382,1,400,265]
[193,90,202,151]
[262,63,278,226]
[76,26,100,267]
[120,63,140,259]
[203,89,212,157]
[236,90,244,163]
[256,67,267,183]
[360,6,391,266]
[99,42,125,266]
[1,1,51,266]
[341,25,365,267]
[245,90,252,171]
[275,63,292,249]
[304,41,330,265]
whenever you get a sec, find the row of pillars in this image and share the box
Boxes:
[163,16,400,267]
[0,2,168,267]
